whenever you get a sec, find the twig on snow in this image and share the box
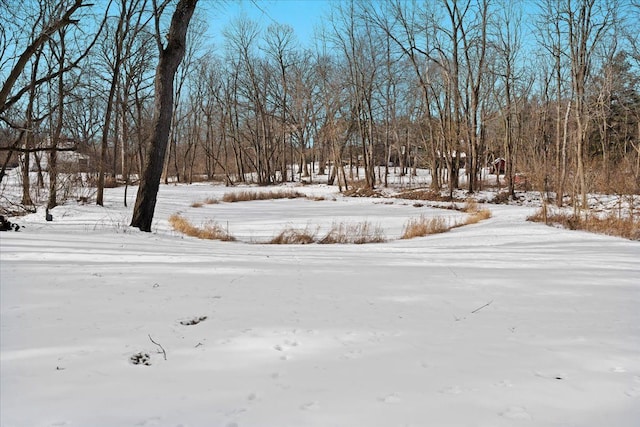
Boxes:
[148,334,167,360]
[471,300,493,314]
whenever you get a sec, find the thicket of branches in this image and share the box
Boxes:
[1,0,639,212]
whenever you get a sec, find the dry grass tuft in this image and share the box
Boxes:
[395,188,455,202]
[222,189,305,203]
[401,202,492,240]
[455,200,492,227]
[461,198,478,213]
[190,201,204,208]
[319,221,386,244]
[462,208,492,225]
[401,216,449,239]
[169,214,235,241]
[269,227,317,244]
[204,197,219,204]
[528,207,639,240]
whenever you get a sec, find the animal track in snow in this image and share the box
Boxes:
[135,416,162,426]
[379,393,401,404]
[274,339,299,351]
[500,406,532,420]
[341,349,363,360]
[439,385,463,395]
[179,316,207,326]
[494,379,514,388]
[300,401,320,411]
[625,378,640,398]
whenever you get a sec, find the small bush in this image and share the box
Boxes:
[168,214,235,241]
[401,216,449,239]
[269,227,317,244]
[190,201,203,208]
[204,197,219,204]
[319,221,386,244]
[222,189,305,203]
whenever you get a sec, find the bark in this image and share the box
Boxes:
[130,0,198,231]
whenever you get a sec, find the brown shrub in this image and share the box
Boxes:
[204,197,219,204]
[222,189,305,203]
[462,208,492,225]
[269,227,317,244]
[190,201,203,208]
[319,221,386,244]
[401,216,449,239]
[168,214,235,241]
[395,189,453,202]
[461,198,478,213]
[528,208,639,240]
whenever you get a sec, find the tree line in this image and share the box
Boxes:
[1,0,639,216]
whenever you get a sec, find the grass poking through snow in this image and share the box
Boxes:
[528,206,639,240]
[222,189,305,203]
[269,227,317,244]
[401,200,492,240]
[168,214,235,241]
[319,221,386,244]
[401,216,449,239]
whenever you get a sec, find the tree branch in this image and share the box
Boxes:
[148,334,167,360]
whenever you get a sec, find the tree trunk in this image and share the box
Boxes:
[130,0,198,232]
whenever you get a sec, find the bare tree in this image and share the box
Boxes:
[565,0,615,208]
[0,0,105,186]
[0,0,89,115]
[492,0,524,198]
[130,0,198,231]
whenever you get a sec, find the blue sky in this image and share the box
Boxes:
[204,0,335,47]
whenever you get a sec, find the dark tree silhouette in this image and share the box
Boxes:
[130,0,198,231]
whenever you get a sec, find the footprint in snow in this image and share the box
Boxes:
[439,385,463,395]
[179,316,207,326]
[494,379,514,388]
[379,393,401,404]
[625,379,640,398]
[300,401,320,411]
[342,349,363,360]
[500,406,532,420]
[135,416,162,426]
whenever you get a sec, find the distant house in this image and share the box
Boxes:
[25,137,90,173]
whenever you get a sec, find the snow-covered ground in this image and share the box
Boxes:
[1,180,639,427]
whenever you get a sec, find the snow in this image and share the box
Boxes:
[1,180,639,427]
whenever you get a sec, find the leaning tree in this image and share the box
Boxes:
[130,0,198,231]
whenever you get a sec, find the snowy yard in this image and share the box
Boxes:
[1,182,639,426]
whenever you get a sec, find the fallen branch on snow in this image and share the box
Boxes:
[148,334,167,360]
[471,300,493,314]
